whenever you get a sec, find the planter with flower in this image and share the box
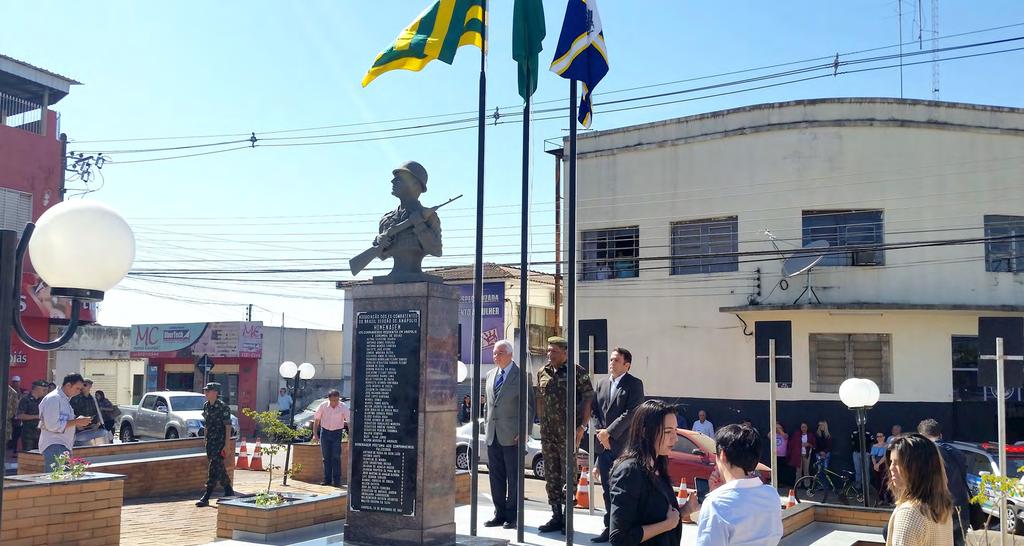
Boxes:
[215,409,347,541]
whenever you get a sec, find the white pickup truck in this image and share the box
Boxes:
[117,391,238,442]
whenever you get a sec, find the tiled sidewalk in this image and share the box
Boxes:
[120,469,339,546]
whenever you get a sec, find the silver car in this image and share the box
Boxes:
[455,419,587,479]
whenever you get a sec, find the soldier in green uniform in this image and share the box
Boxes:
[535,336,595,534]
[69,379,100,429]
[196,382,234,507]
[16,381,47,452]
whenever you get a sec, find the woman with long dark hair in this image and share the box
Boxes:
[886,433,953,545]
[608,400,695,545]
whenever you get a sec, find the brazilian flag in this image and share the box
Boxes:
[362,0,485,87]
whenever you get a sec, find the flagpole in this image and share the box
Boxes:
[565,78,578,546]
[517,95,531,542]
[469,0,487,536]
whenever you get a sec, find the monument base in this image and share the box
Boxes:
[344,282,459,546]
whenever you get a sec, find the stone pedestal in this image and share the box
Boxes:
[344,282,458,546]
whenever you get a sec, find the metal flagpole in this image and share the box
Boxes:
[997,337,1007,546]
[565,78,578,546]
[517,95,531,541]
[769,340,778,493]
[469,6,487,534]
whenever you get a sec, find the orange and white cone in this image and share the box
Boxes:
[575,467,590,509]
[786,489,797,509]
[678,478,693,523]
[249,438,265,471]
[235,438,249,470]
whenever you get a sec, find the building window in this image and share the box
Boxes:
[952,335,983,401]
[0,187,32,233]
[984,215,1024,273]
[809,333,892,393]
[581,227,639,280]
[670,216,739,275]
[802,210,884,266]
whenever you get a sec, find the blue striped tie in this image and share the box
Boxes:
[494,369,506,392]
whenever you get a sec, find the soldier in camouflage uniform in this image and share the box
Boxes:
[196,382,234,507]
[16,381,48,452]
[535,336,594,534]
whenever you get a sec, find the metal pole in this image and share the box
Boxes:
[996,337,1007,545]
[587,339,595,516]
[516,95,531,541]
[858,408,870,508]
[0,230,20,531]
[282,376,297,486]
[469,5,487,533]
[553,150,562,336]
[565,78,578,546]
[769,339,778,492]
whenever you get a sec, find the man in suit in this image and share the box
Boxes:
[591,347,645,543]
[484,339,523,529]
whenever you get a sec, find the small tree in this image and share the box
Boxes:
[242,408,305,506]
[969,466,1024,545]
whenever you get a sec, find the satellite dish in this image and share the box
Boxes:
[781,240,830,278]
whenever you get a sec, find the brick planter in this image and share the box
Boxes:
[289,441,349,485]
[217,491,347,541]
[2,472,126,546]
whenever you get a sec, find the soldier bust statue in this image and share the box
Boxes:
[366,161,444,284]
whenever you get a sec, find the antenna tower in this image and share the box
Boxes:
[931,0,940,99]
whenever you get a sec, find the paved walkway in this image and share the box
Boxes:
[120,468,338,546]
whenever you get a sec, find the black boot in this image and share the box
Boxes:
[195,486,214,507]
[224,484,234,497]
[538,504,564,533]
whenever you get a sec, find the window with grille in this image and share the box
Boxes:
[580,227,639,281]
[0,188,32,233]
[670,216,739,275]
[984,215,1024,273]
[802,210,884,266]
[809,333,892,393]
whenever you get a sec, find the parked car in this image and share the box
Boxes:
[952,441,1024,534]
[291,397,327,431]
[117,391,238,441]
[455,419,587,479]
[667,428,772,487]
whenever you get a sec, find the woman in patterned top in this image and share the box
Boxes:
[886,433,954,545]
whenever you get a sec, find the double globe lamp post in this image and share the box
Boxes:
[279,360,315,485]
[0,200,135,531]
[839,377,881,508]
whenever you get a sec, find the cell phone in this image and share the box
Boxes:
[694,477,710,504]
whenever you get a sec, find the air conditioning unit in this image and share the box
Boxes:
[853,250,881,266]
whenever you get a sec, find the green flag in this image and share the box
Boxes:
[512,0,546,101]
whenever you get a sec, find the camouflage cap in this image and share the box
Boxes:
[203,382,222,393]
[547,336,568,349]
[31,380,48,388]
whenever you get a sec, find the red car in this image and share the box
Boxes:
[667,428,772,488]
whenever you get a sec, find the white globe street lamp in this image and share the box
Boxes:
[279,361,316,486]
[0,200,134,533]
[839,377,880,507]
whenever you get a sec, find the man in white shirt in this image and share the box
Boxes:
[695,424,783,546]
[38,373,93,471]
[276,388,293,418]
[692,410,715,437]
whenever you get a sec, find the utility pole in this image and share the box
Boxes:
[545,147,565,335]
[246,304,253,321]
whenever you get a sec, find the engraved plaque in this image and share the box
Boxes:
[350,310,421,516]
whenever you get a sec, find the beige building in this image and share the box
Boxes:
[571,98,1024,444]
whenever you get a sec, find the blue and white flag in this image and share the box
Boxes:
[549,0,609,128]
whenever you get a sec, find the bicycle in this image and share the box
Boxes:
[794,458,864,504]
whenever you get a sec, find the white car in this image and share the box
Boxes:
[455,420,587,479]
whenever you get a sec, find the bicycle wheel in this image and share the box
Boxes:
[794,476,820,500]
[842,483,864,504]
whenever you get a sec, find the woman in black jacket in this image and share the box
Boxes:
[609,400,697,545]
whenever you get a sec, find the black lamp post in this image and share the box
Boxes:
[279,361,314,486]
[839,377,881,508]
[0,200,135,535]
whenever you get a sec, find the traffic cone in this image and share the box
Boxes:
[235,438,249,470]
[678,478,693,523]
[575,466,590,509]
[249,438,265,471]
[786,489,797,509]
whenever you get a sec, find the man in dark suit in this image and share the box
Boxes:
[591,347,645,543]
[484,340,523,529]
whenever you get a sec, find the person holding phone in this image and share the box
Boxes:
[608,400,697,546]
[694,424,783,546]
[37,374,94,471]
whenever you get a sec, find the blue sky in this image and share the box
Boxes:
[2,1,1022,330]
